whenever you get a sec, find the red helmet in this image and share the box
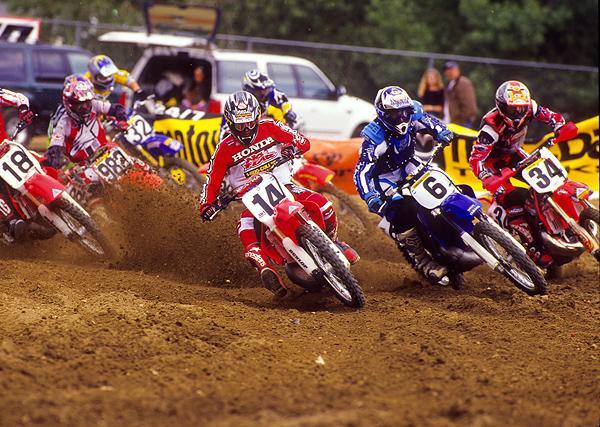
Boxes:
[495,80,532,129]
[62,74,95,125]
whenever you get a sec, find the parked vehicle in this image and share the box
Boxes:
[383,144,547,295]
[0,122,112,257]
[98,4,375,140]
[0,40,92,145]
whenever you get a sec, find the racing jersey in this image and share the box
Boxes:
[0,88,29,108]
[201,119,309,206]
[84,69,133,98]
[469,102,565,178]
[354,101,449,201]
[49,100,111,163]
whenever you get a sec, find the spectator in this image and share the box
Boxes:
[417,68,445,119]
[182,66,209,111]
[443,61,478,128]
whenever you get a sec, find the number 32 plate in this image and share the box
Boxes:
[93,147,133,183]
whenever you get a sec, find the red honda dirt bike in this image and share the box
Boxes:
[0,122,112,257]
[207,155,365,308]
[485,132,599,270]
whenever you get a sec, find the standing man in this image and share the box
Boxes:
[443,61,478,128]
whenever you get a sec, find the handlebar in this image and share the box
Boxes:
[513,137,556,172]
[10,120,30,141]
[402,143,445,186]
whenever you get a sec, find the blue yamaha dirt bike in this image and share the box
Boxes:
[383,144,547,295]
[116,98,205,193]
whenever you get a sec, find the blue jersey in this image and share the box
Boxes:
[354,101,449,201]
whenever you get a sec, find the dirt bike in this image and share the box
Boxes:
[384,143,547,295]
[0,122,112,258]
[207,154,365,308]
[116,98,205,193]
[486,134,599,267]
[64,141,163,213]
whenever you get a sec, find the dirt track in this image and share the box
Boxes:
[0,187,598,427]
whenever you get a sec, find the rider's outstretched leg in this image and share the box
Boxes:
[238,209,287,297]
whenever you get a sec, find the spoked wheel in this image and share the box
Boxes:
[473,221,547,295]
[579,207,600,262]
[319,182,376,235]
[53,194,114,259]
[161,157,206,193]
[297,224,365,308]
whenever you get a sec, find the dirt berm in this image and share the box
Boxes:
[0,186,598,427]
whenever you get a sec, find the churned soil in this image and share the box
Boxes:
[0,187,598,427]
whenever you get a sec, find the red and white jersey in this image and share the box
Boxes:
[49,99,111,164]
[469,101,565,177]
[0,88,29,108]
[201,119,310,205]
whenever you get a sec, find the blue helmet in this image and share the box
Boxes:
[374,86,415,135]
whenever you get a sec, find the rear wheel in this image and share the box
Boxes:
[473,221,547,295]
[579,207,599,261]
[297,223,365,308]
[161,157,206,193]
[53,195,113,259]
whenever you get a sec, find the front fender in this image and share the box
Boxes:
[24,173,65,205]
[441,192,482,233]
[142,134,183,156]
[273,199,307,244]
[294,163,335,188]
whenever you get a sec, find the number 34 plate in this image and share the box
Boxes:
[93,147,133,182]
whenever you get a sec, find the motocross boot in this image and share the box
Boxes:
[8,219,26,241]
[244,245,288,298]
[508,217,553,268]
[396,227,449,284]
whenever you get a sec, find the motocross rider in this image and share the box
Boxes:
[220,70,299,139]
[354,86,454,284]
[85,55,145,101]
[0,88,35,241]
[44,75,128,171]
[469,80,577,267]
[200,91,358,298]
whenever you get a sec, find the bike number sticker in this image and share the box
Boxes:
[93,147,133,182]
[125,115,153,144]
[0,143,38,188]
[488,201,508,228]
[410,169,456,209]
[242,174,289,224]
[523,151,566,193]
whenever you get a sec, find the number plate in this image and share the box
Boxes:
[0,143,41,189]
[410,168,457,209]
[92,146,133,183]
[241,174,292,227]
[125,114,154,145]
[523,147,566,193]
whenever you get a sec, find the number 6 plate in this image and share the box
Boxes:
[92,146,133,183]
[410,168,457,209]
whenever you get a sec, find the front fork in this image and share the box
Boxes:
[546,197,599,254]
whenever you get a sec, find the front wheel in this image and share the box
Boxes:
[473,221,547,295]
[52,195,114,259]
[579,207,599,261]
[161,157,206,193]
[297,224,365,308]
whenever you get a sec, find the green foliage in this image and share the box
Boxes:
[7,0,598,120]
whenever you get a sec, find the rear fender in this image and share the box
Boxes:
[551,180,591,221]
[441,192,482,233]
[24,173,65,205]
[294,163,335,188]
[142,134,183,157]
